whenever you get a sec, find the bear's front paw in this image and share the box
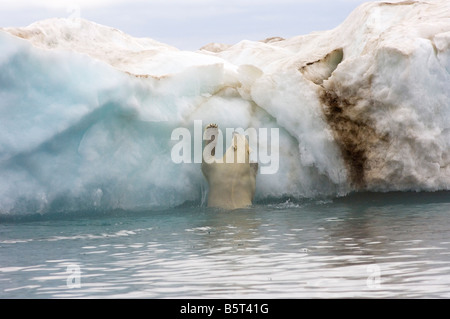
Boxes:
[206,123,218,129]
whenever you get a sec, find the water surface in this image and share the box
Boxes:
[1,192,450,298]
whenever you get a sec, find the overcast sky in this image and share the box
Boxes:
[0,0,375,50]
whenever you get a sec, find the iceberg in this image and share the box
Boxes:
[1,0,449,215]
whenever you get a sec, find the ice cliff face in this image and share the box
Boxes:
[207,0,450,191]
[1,0,449,214]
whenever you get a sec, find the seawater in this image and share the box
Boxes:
[1,192,450,298]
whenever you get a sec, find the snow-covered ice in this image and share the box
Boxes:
[1,0,449,214]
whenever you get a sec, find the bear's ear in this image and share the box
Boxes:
[231,134,252,154]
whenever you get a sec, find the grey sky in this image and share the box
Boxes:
[0,0,374,50]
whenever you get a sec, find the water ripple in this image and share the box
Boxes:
[1,200,450,298]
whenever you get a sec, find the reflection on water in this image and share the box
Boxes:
[1,192,450,298]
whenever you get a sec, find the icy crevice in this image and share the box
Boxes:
[299,48,344,85]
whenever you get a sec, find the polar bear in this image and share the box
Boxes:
[201,124,258,209]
